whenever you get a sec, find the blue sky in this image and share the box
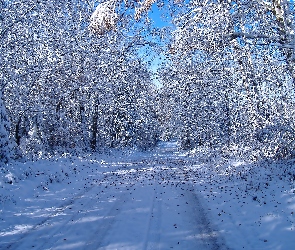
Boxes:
[148,2,172,28]
[144,3,173,87]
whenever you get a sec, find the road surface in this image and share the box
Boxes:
[1,143,228,250]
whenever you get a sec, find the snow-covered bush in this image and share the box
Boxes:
[19,124,45,161]
[257,124,295,160]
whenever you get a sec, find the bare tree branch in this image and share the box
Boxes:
[0,5,36,40]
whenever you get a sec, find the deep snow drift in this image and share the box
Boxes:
[0,142,294,249]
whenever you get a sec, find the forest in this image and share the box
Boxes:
[1,0,295,162]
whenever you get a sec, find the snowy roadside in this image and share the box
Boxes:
[0,143,294,249]
[184,148,295,250]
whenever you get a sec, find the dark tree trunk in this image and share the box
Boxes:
[90,100,99,151]
[15,116,22,146]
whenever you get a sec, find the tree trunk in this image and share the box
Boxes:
[90,99,99,151]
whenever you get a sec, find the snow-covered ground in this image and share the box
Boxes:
[0,142,294,249]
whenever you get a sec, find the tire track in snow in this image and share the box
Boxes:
[2,166,131,250]
[85,188,130,249]
[34,185,114,250]
[142,173,157,250]
[90,166,160,249]
[184,182,229,250]
[145,183,162,250]
[3,184,96,250]
[39,167,137,250]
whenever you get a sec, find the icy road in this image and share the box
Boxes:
[0,143,228,250]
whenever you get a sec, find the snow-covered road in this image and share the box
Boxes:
[2,142,295,249]
[1,143,228,250]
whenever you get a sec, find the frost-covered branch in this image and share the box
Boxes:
[0,5,36,40]
[230,32,277,40]
[135,0,156,20]
[229,32,295,50]
[89,0,119,35]
[89,0,157,35]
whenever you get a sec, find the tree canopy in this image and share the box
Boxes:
[1,0,295,162]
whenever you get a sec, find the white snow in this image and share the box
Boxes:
[0,142,294,249]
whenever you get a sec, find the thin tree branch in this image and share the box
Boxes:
[0,5,36,40]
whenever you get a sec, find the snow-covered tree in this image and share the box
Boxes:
[0,92,11,163]
[1,0,160,157]
[157,0,295,159]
